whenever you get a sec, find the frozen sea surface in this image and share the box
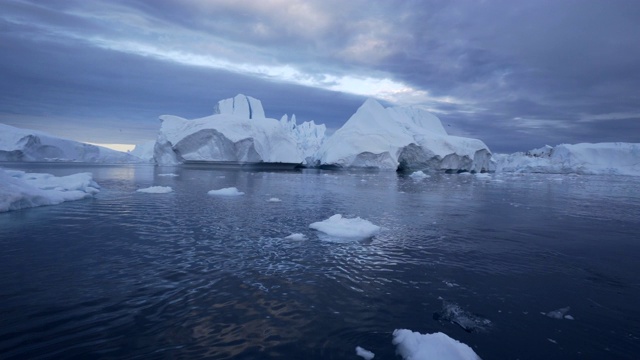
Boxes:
[1,164,639,359]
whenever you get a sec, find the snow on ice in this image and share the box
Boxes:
[309,214,380,240]
[207,187,245,196]
[136,186,173,194]
[0,168,100,212]
[392,329,481,360]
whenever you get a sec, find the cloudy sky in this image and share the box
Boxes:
[1,0,639,152]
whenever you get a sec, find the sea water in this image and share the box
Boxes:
[1,164,639,359]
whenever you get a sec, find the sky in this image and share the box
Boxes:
[1,0,639,153]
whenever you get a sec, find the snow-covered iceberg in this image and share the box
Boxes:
[0,168,100,212]
[494,143,640,176]
[153,94,304,165]
[0,123,142,163]
[392,329,481,360]
[315,99,492,172]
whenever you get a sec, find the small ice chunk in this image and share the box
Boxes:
[564,315,575,320]
[284,233,306,240]
[137,186,173,194]
[267,197,282,202]
[157,173,178,177]
[355,346,375,360]
[409,171,430,179]
[545,306,570,319]
[475,173,491,179]
[547,338,557,344]
[208,187,244,196]
[392,329,480,360]
[309,214,380,239]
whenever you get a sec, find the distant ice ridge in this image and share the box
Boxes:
[392,329,481,360]
[154,94,304,165]
[315,99,493,172]
[494,143,640,176]
[0,123,142,163]
[0,168,100,212]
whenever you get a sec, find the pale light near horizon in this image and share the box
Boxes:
[87,143,136,152]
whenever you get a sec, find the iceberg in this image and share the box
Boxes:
[0,123,142,163]
[153,95,304,165]
[0,168,100,212]
[392,329,481,360]
[315,99,492,172]
[494,143,640,176]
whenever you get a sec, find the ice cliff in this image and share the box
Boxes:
[494,142,640,176]
[0,123,142,163]
[154,94,304,165]
[315,99,493,172]
[280,114,326,165]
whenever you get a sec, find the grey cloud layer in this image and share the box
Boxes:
[1,0,639,151]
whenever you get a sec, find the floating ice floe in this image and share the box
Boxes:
[409,170,430,179]
[207,187,245,196]
[137,186,173,194]
[157,173,179,177]
[392,329,481,360]
[0,168,100,212]
[433,302,492,332]
[267,197,282,202]
[309,214,380,240]
[284,233,306,240]
[355,346,375,360]
[544,306,571,319]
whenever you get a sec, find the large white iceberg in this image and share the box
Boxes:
[315,99,492,172]
[0,123,142,163]
[0,168,100,212]
[153,94,304,165]
[494,143,640,176]
[392,329,481,360]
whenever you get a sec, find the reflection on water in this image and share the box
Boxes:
[1,165,639,359]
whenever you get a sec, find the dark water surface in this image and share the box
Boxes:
[1,164,639,359]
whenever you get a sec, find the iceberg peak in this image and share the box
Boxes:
[213,94,266,119]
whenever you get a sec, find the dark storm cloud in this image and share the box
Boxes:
[1,0,639,151]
